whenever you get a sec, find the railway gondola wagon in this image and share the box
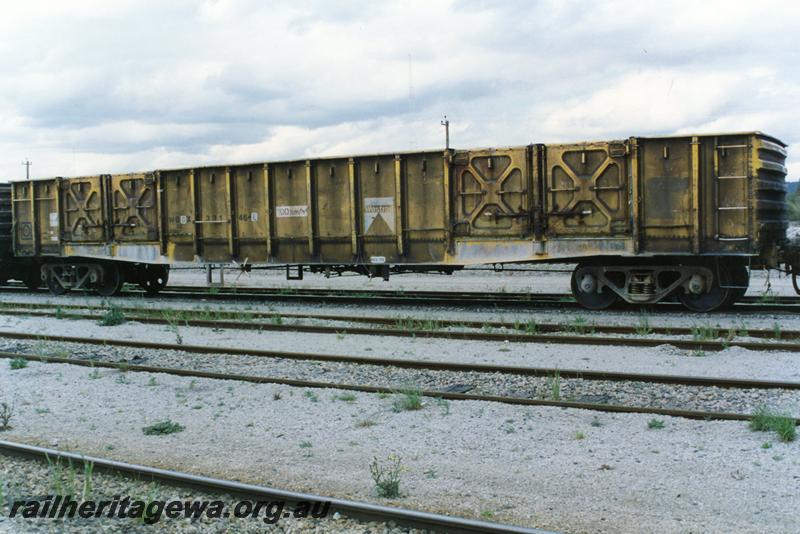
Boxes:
[7,131,795,311]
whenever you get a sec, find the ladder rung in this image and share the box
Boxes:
[716,175,747,180]
[717,206,748,211]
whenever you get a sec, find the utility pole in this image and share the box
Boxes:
[21,159,32,180]
[440,115,450,150]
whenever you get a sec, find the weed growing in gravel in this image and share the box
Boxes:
[55,306,65,320]
[369,455,404,498]
[0,402,13,430]
[336,331,347,340]
[691,324,719,341]
[566,316,596,335]
[88,368,101,379]
[146,377,157,387]
[273,392,282,401]
[392,388,423,412]
[304,390,319,403]
[689,349,706,358]
[270,313,283,326]
[334,393,357,402]
[647,419,665,429]
[98,305,125,326]
[423,468,438,479]
[9,357,27,370]
[635,316,652,336]
[142,420,184,436]
[481,510,494,519]
[299,441,313,457]
[762,442,772,449]
[162,311,184,345]
[773,322,782,340]
[574,431,586,440]
[547,371,561,401]
[394,318,442,331]
[750,407,796,442]
[82,461,94,500]
[590,417,602,427]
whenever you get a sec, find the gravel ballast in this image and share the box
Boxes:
[1,360,799,533]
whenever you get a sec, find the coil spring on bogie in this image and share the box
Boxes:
[629,272,655,296]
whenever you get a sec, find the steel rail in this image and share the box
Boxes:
[1,330,799,390]
[1,351,797,424]
[0,300,798,342]
[0,307,796,353]
[0,440,548,534]
[2,282,798,312]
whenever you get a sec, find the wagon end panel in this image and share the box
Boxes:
[545,141,629,238]
[231,164,269,264]
[749,134,787,265]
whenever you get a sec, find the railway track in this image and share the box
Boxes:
[0,302,797,353]
[2,350,797,423]
[2,338,799,414]
[0,440,545,534]
[2,282,799,313]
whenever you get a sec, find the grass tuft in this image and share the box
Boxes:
[647,418,665,429]
[142,420,184,436]
[392,388,423,412]
[98,305,125,326]
[370,455,403,498]
[749,406,796,442]
[9,357,27,370]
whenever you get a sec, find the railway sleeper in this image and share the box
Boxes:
[571,259,749,312]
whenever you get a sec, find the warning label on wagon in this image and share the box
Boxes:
[275,205,308,218]
[364,197,395,235]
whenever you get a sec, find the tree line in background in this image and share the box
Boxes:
[789,182,800,222]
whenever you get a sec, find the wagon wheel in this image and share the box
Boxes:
[677,266,731,312]
[140,266,169,295]
[46,270,68,296]
[571,265,617,310]
[95,264,123,297]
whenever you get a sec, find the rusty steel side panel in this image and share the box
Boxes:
[545,141,629,237]
[109,173,159,242]
[60,175,107,243]
[356,154,399,262]
[12,179,60,256]
[160,169,196,261]
[231,164,269,263]
[313,157,352,262]
[403,152,447,263]
[637,137,695,253]
[270,160,313,263]
[193,166,231,262]
[452,147,531,238]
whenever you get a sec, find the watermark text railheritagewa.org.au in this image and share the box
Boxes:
[9,495,331,525]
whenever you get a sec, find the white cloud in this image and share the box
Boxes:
[0,0,798,182]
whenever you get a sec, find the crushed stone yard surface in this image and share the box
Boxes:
[1,361,799,533]
[0,313,798,382]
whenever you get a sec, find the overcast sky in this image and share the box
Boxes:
[1,0,798,181]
